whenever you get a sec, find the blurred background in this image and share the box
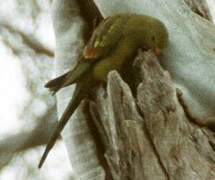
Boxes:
[0,0,73,179]
[0,0,215,180]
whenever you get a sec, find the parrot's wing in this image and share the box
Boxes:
[45,72,69,90]
[45,15,130,94]
[45,61,92,94]
[83,14,130,60]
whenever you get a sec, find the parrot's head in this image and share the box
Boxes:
[145,20,168,56]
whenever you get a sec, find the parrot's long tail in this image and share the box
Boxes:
[38,81,89,168]
[45,61,92,94]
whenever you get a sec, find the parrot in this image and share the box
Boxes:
[38,13,169,168]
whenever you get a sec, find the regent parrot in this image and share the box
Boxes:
[38,13,169,168]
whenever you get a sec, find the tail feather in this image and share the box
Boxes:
[45,72,69,94]
[38,82,86,168]
[45,72,69,88]
[45,61,92,94]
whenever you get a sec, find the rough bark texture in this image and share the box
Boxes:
[90,51,215,180]
[185,0,212,21]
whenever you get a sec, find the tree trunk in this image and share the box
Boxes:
[51,0,215,179]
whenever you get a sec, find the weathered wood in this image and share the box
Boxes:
[185,0,212,21]
[90,51,215,180]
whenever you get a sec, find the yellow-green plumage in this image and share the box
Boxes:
[38,13,168,168]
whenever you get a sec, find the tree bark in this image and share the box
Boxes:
[90,50,215,180]
[51,0,215,179]
[185,0,213,21]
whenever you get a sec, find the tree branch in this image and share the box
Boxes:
[0,106,57,170]
[0,23,54,57]
[75,0,103,40]
[185,0,212,21]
